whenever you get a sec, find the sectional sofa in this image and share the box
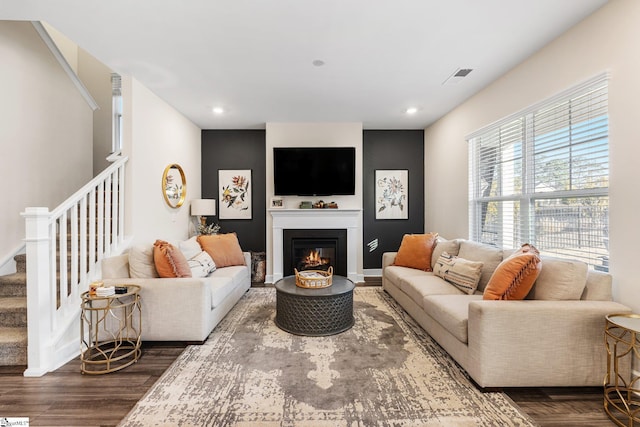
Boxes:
[382,237,631,389]
[100,235,251,342]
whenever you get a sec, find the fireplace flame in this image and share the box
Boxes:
[303,250,330,269]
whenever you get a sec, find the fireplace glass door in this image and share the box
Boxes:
[294,241,336,273]
[283,229,347,277]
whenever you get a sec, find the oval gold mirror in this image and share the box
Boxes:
[162,164,186,208]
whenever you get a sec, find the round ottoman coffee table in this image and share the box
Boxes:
[274,275,355,336]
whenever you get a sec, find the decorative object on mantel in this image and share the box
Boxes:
[191,199,220,235]
[299,201,313,209]
[312,200,339,209]
[270,197,284,209]
[162,164,186,208]
[219,169,252,219]
[295,266,333,289]
[376,169,408,220]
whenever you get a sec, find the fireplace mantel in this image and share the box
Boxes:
[270,209,362,283]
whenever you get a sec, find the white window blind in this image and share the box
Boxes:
[468,74,609,270]
[111,73,123,154]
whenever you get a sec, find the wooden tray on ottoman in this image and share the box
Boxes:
[295,267,333,288]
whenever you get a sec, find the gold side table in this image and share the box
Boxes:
[605,313,640,426]
[80,285,142,374]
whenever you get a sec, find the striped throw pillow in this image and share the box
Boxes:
[433,252,484,295]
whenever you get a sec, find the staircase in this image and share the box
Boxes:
[0,254,27,365]
[12,156,130,376]
[0,215,113,368]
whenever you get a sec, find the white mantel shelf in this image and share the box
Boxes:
[270,209,362,284]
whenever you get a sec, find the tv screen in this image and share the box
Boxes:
[274,147,356,196]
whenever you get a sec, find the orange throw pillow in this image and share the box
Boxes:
[393,233,439,271]
[483,243,541,300]
[153,240,192,278]
[197,233,245,268]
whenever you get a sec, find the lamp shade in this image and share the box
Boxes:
[191,199,216,216]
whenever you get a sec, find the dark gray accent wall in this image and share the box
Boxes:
[201,130,266,252]
[363,130,424,269]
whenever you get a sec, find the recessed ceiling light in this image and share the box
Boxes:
[212,107,224,114]
[405,107,418,115]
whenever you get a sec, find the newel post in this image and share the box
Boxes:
[21,207,53,377]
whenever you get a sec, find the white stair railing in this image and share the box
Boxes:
[21,155,128,376]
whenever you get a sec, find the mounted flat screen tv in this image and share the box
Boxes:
[274,147,356,196]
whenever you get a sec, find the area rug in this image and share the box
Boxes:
[119,288,536,426]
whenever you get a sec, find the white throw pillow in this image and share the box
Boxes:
[528,257,588,300]
[188,251,217,278]
[457,240,503,292]
[431,238,461,270]
[179,236,202,260]
[128,245,159,278]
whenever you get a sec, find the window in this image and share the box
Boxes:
[468,74,609,270]
[111,73,123,154]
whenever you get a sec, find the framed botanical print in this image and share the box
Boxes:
[219,169,252,219]
[375,170,408,220]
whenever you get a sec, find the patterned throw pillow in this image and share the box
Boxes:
[433,252,484,295]
[483,243,542,300]
[393,233,439,271]
[188,251,217,278]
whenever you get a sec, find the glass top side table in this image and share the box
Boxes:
[80,285,142,374]
[604,313,640,427]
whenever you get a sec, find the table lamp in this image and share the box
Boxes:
[191,199,216,226]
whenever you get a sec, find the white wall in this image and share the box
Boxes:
[424,0,640,310]
[0,21,93,270]
[265,122,364,278]
[121,76,201,247]
[41,22,113,176]
[78,48,114,176]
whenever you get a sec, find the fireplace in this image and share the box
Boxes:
[270,208,361,283]
[283,229,347,277]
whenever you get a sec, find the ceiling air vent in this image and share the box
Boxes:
[443,68,473,85]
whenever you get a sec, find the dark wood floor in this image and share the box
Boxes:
[0,343,186,426]
[0,341,615,426]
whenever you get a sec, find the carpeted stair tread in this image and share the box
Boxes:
[0,327,27,365]
[0,297,27,327]
[0,327,27,343]
[0,297,26,309]
[14,254,26,273]
[0,273,26,297]
[0,272,27,285]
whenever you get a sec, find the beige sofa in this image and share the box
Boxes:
[382,238,631,389]
[100,247,251,343]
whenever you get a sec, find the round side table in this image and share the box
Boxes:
[80,285,142,374]
[604,313,640,426]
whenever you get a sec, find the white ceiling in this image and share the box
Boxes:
[3,0,608,130]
